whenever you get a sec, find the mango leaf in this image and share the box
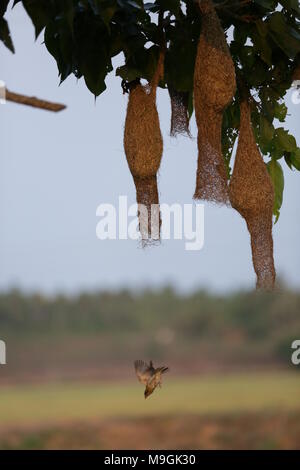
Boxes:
[279,0,300,14]
[259,89,276,121]
[233,26,249,45]
[252,23,272,66]
[259,115,274,153]
[165,39,196,92]
[22,0,55,38]
[268,12,300,59]
[0,18,14,53]
[290,148,300,170]
[239,46,256,69]
[116,45,159,83]
[253,0,277,10]
[60,0,75,33]
[144,3,158,12]
[273,102,287,122]
[255,19,268,37]
[44,18,74,82]
[100,7,117,29]
[0,0,10,17]
[154,0,181,15]
[89,0,117,28]
[117,0,142,9]
[274,127,297,152]
[116,64,140,81]
[267,159,284,221]
[284,152,293,169]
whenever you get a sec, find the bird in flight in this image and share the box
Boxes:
[134,359,169,399]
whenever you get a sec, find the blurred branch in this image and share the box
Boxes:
[5,89,66,112]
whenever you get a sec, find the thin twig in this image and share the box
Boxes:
[5,90,66,112]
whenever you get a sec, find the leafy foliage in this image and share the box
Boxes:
[1,0,300,218]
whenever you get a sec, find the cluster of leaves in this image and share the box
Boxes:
[1,0,300,218]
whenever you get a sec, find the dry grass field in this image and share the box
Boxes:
[0,371,299,449]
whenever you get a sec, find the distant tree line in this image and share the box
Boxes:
[0,287,299,366]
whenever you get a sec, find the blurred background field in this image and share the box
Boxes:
[0,286,299,449]
[1,0,300,450]
[0,374,300,449]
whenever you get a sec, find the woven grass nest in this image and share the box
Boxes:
[193,0,236,204]
[121,2,278,290]
[124,51,164,244]
[229,96,276,290]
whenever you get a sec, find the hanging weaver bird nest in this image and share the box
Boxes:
[229,96,276,290]
[168,86,191,137]
[124,50,165,244]
[193,0,236,204]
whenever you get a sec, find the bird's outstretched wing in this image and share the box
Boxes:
[155,366,169,375]
[134,360,154,385]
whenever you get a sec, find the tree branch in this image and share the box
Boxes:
[5,90,66,112]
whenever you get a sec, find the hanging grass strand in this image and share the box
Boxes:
[168,86,191,137]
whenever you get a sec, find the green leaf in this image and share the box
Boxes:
[290,148,300,170]
[259,115,274,152]
[100,6,117,29]
[22,0,55,38]
[253,0,277,9]
[268,12,300,59]
[89,0,117,28]
[165,39,196,91]
[117,0,142,9]
[44,17,74,82]
[252,22,272,66]
[154,0,181,15]
[116,64,140,81]
[0,18,14,53]
[273,102,287,122]
[83,71,107,96]
[144,2,158,12]
[117,45,159,83]
[0,0,10,17]
[239,46,256,69]
[267,159,284,221]
[61,0,75,32]
[73,11,113,96]
[279,0,300,14]
[284,152,293,169]
[233,26,249,46]
[260,89,276,121]
[274,127,297,152]
[255,19,268,38]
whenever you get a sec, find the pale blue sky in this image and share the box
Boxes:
[1,3,300,293]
